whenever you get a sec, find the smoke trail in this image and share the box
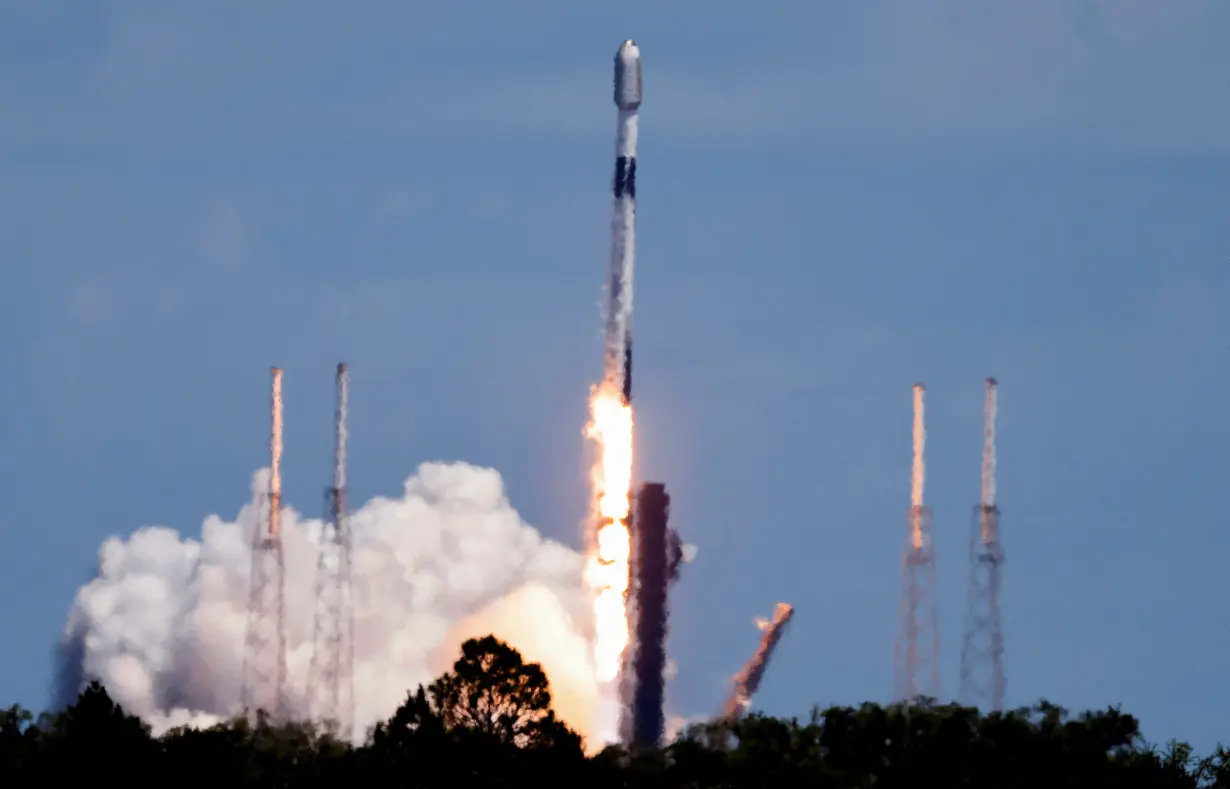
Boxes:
[627,483,669,748]
[59,462,598,744]
[721,604,795,720]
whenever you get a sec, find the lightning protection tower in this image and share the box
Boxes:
[309,363,356,739]
[243,367,288,722]
[959,377,1006,710]
[893,383,940,703]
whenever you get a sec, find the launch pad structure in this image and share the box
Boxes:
[959,377,1006,711]
[894,383,940,703]
[308,363,356,739]
[243,367,288,722]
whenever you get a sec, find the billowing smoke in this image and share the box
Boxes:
[59,461,599,743]
[627,482,670,748]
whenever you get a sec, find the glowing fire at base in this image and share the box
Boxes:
[583,383,634,731]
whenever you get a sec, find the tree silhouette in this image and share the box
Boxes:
[428,635,560,747]
[33,681,160,784]
[367,636,584,786]
[2,636,1223,788]
[0,704,37,783]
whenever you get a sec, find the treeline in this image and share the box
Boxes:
[2,634,1226,788]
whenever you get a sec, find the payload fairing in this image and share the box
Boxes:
[605,40,641,405]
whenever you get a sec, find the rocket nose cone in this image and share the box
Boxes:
[614,39,643,109]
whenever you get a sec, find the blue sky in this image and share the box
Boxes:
[2,0,1229,750]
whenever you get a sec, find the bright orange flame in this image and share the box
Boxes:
[583,383,633,685]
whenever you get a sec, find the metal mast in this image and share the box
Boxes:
[894,383,940,703]
[309,363,355,739]
[960,377,1006,710]
[243,366,288,721]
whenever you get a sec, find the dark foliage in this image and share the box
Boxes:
[2,635,1227,788]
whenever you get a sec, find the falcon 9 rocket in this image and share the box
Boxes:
[605,39,641,405]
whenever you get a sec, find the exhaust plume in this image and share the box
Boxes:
[59,462,599,744]
[626,482,670,749]
[720,603,796,721]
[583,386,634,743]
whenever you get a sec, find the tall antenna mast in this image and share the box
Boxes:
[894,383,940,702]
[960,377,1006,710]
[243,366,288,721]
[309,362,355,739]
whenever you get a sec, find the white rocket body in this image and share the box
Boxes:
[605,40,641,406]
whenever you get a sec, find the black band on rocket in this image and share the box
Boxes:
[614,157,637,199]
[621,337,633,406]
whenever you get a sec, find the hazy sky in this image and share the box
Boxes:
[2,0,1229,750]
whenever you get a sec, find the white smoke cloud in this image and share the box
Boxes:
[60,461,599,743]
[665,713,708,744]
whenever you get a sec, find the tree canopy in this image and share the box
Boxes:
[2,634,1227,788]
